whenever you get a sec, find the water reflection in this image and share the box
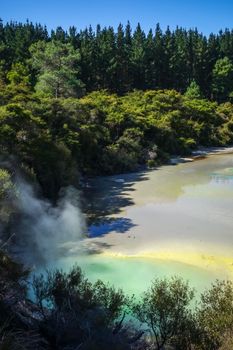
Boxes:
[88,217,137,237]
[211,167,233,184]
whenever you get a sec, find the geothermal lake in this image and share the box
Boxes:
[48,152,233,295]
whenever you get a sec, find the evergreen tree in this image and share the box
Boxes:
[131,23,146,89]
[185,80,202,99]
[212,57,233,102]
[114,23,128,93]
[30,40,85,98]
[1,20,233,99]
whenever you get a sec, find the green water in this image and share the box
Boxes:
[45,152,233,295]
[49,255,218,296]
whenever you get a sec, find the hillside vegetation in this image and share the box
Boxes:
[1,88,233,198]
[1,21,233,198]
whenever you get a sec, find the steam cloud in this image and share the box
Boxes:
[13,178,86,267]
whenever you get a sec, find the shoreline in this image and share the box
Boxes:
[170,145,233,165]
[82,146,233,185]
[192,145,233,156]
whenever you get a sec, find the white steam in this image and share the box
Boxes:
[14,179,86,266]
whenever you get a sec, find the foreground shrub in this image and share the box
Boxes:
[196,280,233,350]
[133,276,195,349]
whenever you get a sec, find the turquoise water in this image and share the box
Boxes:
[45,254,218,296]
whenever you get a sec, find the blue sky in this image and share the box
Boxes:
[1,0,233,35]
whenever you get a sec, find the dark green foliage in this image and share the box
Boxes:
[30,40,85,98]
[133,277,195,349]
[0,169,13,201]
[185,80,203,99]
[1,89,233,199]
[0,20,233,198]
[196,280,233,350]
[212,57,233,102]
[1,255,233,349]
[33,266,128,321]
[0,168,16,235]
[0,249,28,289]
[1,20,233,200]
[0,250,45,350]
[32,266,142,350]
[1,20,233,100]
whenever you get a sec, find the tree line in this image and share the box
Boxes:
[1,19,233,101]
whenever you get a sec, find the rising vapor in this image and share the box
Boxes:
[12,178,86,266]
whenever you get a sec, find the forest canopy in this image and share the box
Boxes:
[1,19,233,199]
[1,20,233,99]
